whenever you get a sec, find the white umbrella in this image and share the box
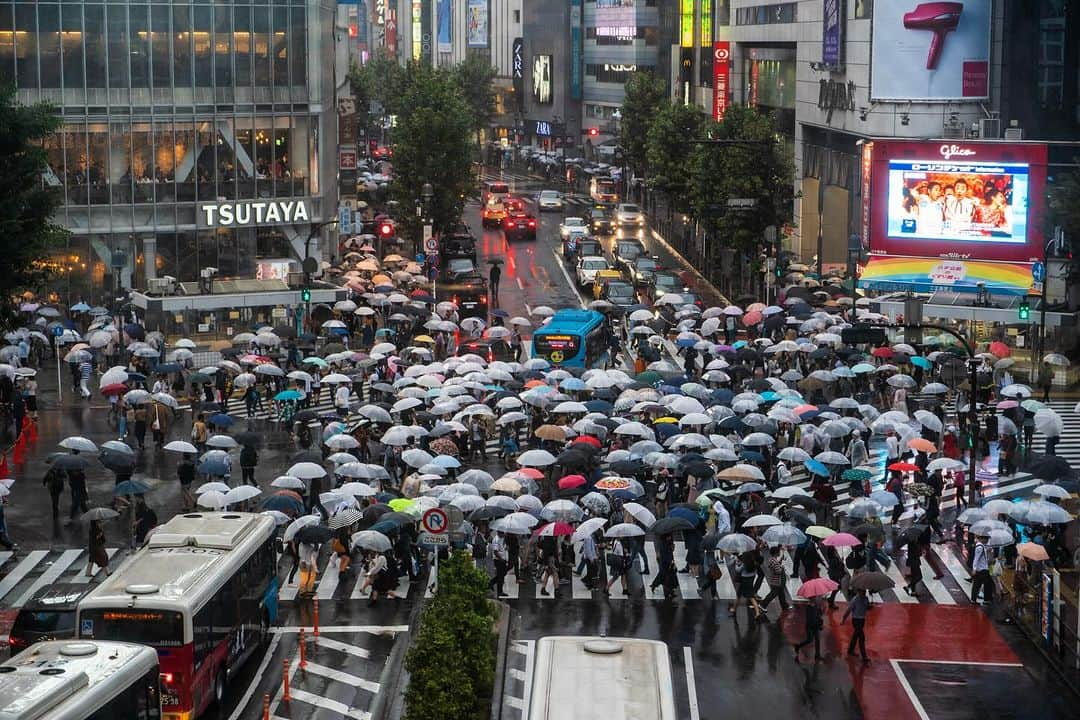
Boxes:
[492,513,539,535]
[914,410,943,433]
[604,522,645,538]
[517,449,557,467]
[326,434,360,450]
[622,502,657,527]
[285,515,321,542]
[1034,408,1064,436]
[287,462,327,479]
[742,514,782,528]
[195,481,231,495]
[401,448,434,468]
[573,517,609,541]
[99,367,128,387]
[271,475,306,490]
[164,440,198,454]
[339,481,378,498]
[541,499,584,522]
[763,523,806,546]
[60,436,98,453]
[197,490,228,509]
[206,435,238,450]
[1033,484,1070,500]
[224,485,261,505]
[1023,500,1072,524]
[717,533,757,553]
[351,530,392,552]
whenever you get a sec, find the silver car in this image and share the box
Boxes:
[537,190,563,212]
[614,203,646,227]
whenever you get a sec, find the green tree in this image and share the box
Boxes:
[389,63,475,238]
[0,88,68,329]
[689,105,794,255]
[619,72,667,180]
[348,51,406,116]
[404,551,497,720]
[645,101,707,213]
[452,54,497,153]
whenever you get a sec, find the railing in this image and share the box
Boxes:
[1002,567,1080,694]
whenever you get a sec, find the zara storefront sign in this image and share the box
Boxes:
[200,200,311,228]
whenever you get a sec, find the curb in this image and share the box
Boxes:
[489,600,513,720]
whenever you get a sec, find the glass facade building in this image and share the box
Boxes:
[0,0,337,303]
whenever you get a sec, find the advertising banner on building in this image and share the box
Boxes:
[867,140,1048,264]
[822,0,844,67]
[871,0,990,100]
[386,7,397,53]
[512,38,525,107]
[467,0,489,48]
[570,0,583,100]
[712,42,730,121]
[533,55,553,105]
[858,256,1038,296]
[437,0,452,52]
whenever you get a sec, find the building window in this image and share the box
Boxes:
[586,25,655,46]
[717,0,731,26]
[514,10,520,24]
[735,3,798,25]
[854,0,873,19]
[586,63,655,84]
[1038,1,1066,108]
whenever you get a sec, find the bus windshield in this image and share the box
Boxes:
[80,609,185,647]
[534,333,581,360]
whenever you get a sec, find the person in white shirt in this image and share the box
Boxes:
[334,383,351,417]
[489,532,509,596]
[970,534,994,604]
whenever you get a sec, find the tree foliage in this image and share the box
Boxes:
[689,105,795,254]
[348,51,406,116]
[619,72,667,180]
[452,54,498,148]
[0,87,68,329]
[404,551,497,720]
[388,63,475,237]
[645,102,708,213]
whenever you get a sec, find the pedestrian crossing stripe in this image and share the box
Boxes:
[0,548,122,610]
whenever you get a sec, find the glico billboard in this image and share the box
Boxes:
[863,140,1048,265]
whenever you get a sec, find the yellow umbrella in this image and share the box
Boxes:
[413,335,435,344]
[654,417,678,424]
[371,273,392,285]
[389,498,415,512]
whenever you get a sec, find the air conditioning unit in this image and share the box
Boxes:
[1004,126,1024,140]
[286,272,305,288]
[146,277,176,296]
[979,118,1001,139]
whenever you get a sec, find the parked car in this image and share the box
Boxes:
[537,190,564,211]
[576,256,612,288]
[7,584,88,656]
[614,203,646,228]
[629,256,660,288]
[502,211,537,242]
[559,216,589,241]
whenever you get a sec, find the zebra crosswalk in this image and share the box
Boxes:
[0,548,125,611]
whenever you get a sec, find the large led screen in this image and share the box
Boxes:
[886,159,1029,245]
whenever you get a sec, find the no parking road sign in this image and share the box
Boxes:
[422,507,449,534]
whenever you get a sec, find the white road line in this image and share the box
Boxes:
[312,636,371,660]
[890,659,931,720]
[227,632,281,720]
[883,561,919,603]
[301,661,380,693]
[520,639,535,717]
[14,549,84,606]
[350,573,369,600]
[0,552,11,567]
[683,646,701,720]
[516,277,524,290]
[672,544,700,600]
[893,658,1024,667]
[918,556,955,605]
[506,695,525,710]
[0,550,48,602]
[316,566,341,599]
[508,668,527,681]
[571,564,592,599]
[937,545,973,589]
[285,687,371,720]
[271,625,408,634]
[551,250,586,309]
[68,548,118,584]
[268,639,302,720]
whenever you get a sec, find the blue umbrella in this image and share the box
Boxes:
[653,423,680,440]
[805,458,830,477]
[491,309,510,318]
[328,327,350,336]
[760,391,779,403]
[911,356,932,370]
[114,479,151,495]
[610,488,642,501]
[127,372,147,382]
[658,384,683,395]
[369,519,400,535]
[676,337,697,348]
[261,494,304,515]
[208,413,234,427]
[70,302,91,313]
[669,507,704,525]
[123,323,145,339]
[584,400,613,414]
[275,389,303,401]
[740,449,765,463]
[153,362,182,373]
[711,389,734,404]
[198,451,231,476]
[560,377,587,391]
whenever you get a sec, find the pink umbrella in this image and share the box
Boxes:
[997,400,1019,410]
[742,310,763,326]
[797,577,839,598]
[822,532,862,547]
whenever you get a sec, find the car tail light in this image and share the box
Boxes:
[488,352,495,362]
[528,220,536,228]
[481,295,487,304]
[452,295,459,304]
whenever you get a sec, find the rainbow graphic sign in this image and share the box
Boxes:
[858,256,1038,297]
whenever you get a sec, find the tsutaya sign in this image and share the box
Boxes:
[200,200,311,228]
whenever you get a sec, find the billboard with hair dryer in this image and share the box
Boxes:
[871,0,990,100]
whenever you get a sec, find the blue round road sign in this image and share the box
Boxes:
[1032,261,1045,282]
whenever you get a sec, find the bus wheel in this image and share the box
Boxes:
[214,669,226,707]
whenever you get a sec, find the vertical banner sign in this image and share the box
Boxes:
[570,0,583,100]
[1041,572,1053,647]
[822,0,844,67]
[411,0,422,61]
[512,38,525,109]
[421,0,432,63]
[860,141,873,254]
[712,41,729,121]
[467,0,489,48]
[680,0,695,47]
[437,0,451,53]
[386,7,397,53]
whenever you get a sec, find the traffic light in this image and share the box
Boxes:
[1018,296,1030,321]
[587,127,599,137]
[301,288,311,303]
[378,221,394,238]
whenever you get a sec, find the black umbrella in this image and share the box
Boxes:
[556,449,590,467]
[651,516,695,535]
[235,431,261,448]
[469,506,510,523]
[100,454,136,473]
[295,525,334,544]
[609,459,646,476]
[850,523,885,542]
[897,524,928,544]
[381,511,416,526]
[1029,455,1075,482]
[848,571,895,592]
[362,504,393,524]
[48,454,88,471]
[702,531,722,552]
[682,462,714,479]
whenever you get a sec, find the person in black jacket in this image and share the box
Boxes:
[177,454,196,511]
[239,443,258,486]
[43,467,65,520]
[793,596,825,662]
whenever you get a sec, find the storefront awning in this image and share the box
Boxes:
[858,256,1039,297]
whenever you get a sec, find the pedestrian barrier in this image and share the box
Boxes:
[262,693,270,720]
[312,597,320,638]
[298,628,307,669]
[282,659,291,702]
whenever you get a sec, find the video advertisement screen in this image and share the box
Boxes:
[885,160,1029,245]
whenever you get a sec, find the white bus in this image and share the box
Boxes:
[76,512,278,720]
[0,640,160,719]
[526,636,676,720]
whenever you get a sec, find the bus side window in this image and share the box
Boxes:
[193,604,213,670]
[215,577,239,646]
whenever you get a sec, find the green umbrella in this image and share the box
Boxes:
[842,468,872,482]
[635,370,663,385]
[188,372,212,384]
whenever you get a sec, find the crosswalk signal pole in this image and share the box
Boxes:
[968,358,979,508]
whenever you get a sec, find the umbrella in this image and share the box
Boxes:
[762,523,806,545]
[541,499,584,523]
[351,530,393,552]
[805,525,835,539]
[328,508,364,529]
[717,533,757,553]
[742,514,781,528]
[224,485,261,505]
[114,479,151,496]
[48,454,87,471]
[797,577,839,598]
[288,462,327,480]
[296,525,335,544]
[848,571,895,592]
[604,522,646,538]
[908,438,937,453]
[1033,484,1071,500]
[1017,542,1050,561]
[164,440,197,454]
[1023,501,1072,525]
[534,521,575,537]
[650,516,695,535]
[81,507,120,522]
[60,436,98,453]
[197,490,228,509]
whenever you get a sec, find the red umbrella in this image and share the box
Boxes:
[557,474,587,490]
[871,347,894,358]
[100,383,128,396]
[572,436,601,449]
[793,404,818,416]
[887,461,919,472]
[797,577,839,597]
[533,521,575,537]
[988,341,1011,358]
[741,310,763,326]
[519,467,544,479]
